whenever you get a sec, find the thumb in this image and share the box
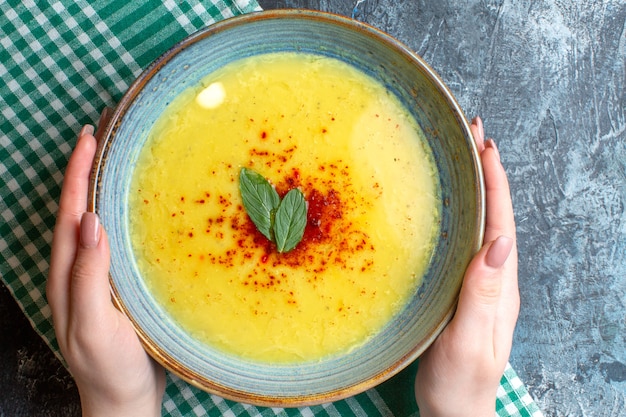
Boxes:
[448,236,513,347]
[70,212,112,321]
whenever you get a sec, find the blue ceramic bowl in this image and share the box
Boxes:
[89,10,484,406]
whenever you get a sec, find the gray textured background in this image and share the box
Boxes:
[1,0,625,416]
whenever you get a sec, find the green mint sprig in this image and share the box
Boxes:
[239,167,307,253]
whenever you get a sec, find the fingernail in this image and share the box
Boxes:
[80,212,101,248]
[79,124,95,137]
[472,116,484,143]
[485,236,513,268]
[485,138,501,162]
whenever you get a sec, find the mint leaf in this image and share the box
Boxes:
[239,168,280,242]
[273,188,307,253]
[239,168,308,253]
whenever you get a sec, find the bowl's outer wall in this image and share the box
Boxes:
[91,10,484,406]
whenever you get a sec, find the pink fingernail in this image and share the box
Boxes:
[485,138,501,162]
[485,236,513,268]
[80,212,101,248]
[473,116,484,143]
[79,124,95,137]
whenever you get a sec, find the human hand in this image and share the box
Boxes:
[47,124,165,417]
[414,116,519,417]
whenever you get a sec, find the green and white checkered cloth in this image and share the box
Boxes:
[0,1,543,415]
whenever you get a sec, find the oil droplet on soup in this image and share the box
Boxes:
[129,52,441,363]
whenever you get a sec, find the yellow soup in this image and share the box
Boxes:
[129,52,440,363]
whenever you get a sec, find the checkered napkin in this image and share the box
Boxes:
[0,1,543,415]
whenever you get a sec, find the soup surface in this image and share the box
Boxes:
[129,52,440,363]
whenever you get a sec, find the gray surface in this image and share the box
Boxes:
[0,285,81,416]
[2,0,625,416]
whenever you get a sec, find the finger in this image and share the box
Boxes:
[482,140,515,243]
[58,125,96,221]
[70,212,112,327]
[470,116,515,240]
[481,139,520,359]
[470,116,485,153]
[448,236,514,355]
[47,126,97,338]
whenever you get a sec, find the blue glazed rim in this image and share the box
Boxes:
[89,9,485,407]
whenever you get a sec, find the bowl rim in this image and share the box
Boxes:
[88,8,485,407]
